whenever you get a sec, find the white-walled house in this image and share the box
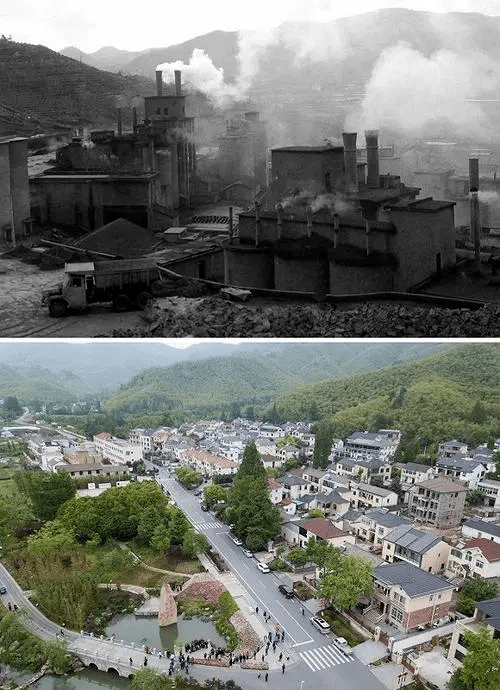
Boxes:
[447,539,500,579]
[351,482,399,509]
[462,517,500,544]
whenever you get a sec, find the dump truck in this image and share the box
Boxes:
[42,259,165,317]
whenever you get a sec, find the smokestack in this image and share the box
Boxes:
[276,203,283,239]
[175,70,182,96]
[342,132,358,194]
[228,206,233,244]
[116,108,122,137]
[365,130,380,188]
[306,206,313,238]
[365,219,371,256]
[132,107,138,134]
[469,158,481,267]
[156,70,163,97]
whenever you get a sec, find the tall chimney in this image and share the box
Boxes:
[332,212,340,248]
[132,107,138,134]
[255,202,261,246]
[365,130,380,188]
[228,206,233,244]
[116,108,122,137]
[469,158,481,267]
[175,70,182,96]
[342,132,358,194]
[156,70,163,97]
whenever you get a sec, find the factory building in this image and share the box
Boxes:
[30,70,198,233]
[217,111,268,196]
[223,131,456,293]
[0,136,32,244]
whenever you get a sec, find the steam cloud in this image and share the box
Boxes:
[280,191,354,215]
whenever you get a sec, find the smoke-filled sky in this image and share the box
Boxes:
[3,0,500,52]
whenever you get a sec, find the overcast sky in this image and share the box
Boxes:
[2,0,500,53]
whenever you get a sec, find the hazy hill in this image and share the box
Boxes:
[103,342,450,418]
[0,38,155,136]
[60,45,143,72]
[273,343,500,444]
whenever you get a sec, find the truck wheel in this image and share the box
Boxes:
[136,292,152,310]
[49,300,67,318]
[113,294,131,312]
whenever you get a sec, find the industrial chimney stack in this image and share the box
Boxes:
[116,108,122,137]
[365,130,380,188]
[342,132,358,194]
[469,158,481,268]
[156,70,163,97]
[175,70,182,96]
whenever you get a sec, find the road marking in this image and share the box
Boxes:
[299,644,352,672]
[293,640,314,647]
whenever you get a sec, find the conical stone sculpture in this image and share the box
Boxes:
[158,581,177,627]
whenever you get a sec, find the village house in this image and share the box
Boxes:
[475,478,500,514]
[400,462,437,485]
[94,432,143,464]
[407,477,467,529]
[56,462,127,478]
[462,517,500,544]
[300,467,328,492]
[371,562,454,633]
[434,455,487,489]
[352,507,411,547]
[128,428,157,453]
[333,454,392,483]
[448,597,500,667]
[183,449,238,477]
[438,440,469,457]
[277,443,301,463]
[260,453,284,470]
[267,476,284,504]
[281,517,355,549]
[351,482,399,510]
[281,473,309,500]
[381,524,450,574]
[343,430,401,460]
[255,437,277,456]
[447,539,500,579]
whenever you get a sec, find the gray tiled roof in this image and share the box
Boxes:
[476,598,500,632]
[436,456,486,471]
[373,562,452,597]
[385,524,440,553]
[463,518,500,539]
[403,462,432,473]
[365,508,411,529]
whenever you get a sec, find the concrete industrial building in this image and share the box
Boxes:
[223,131,456,294]
[0,136,31,243]
[408,477,468,529]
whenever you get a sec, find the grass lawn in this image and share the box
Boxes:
[0,477,16,496]
[129,541,201,575]
[320,610,367,647]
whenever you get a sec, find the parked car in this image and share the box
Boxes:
[0,585,6,595]
[201,504,209,511]
[194,489,202,496]
[311,616,331,634]
[333,636,353,656]
[278,584,294,598]
[242,548,253,558]
[257,562,271,574]
[232,537,243,546]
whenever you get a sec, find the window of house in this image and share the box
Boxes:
[476,561,484,568]
[390,606,404,623]
[465,552,472,562]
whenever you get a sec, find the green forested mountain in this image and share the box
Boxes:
[273,343,500,447]
[103,343,450,419]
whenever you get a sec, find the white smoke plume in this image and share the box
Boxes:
[345,42,498,138]
[280,191,354,215]
[157,49,241,107]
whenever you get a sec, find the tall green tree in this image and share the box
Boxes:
[14,471,75,522]
[317,550,373,611]
[313,419,335,469]
[238,442,266,479]
[2,395,23,420]
[459,629,500,690]
[458,578,499,616]
[181,530,208,559]
[27,519,76,555]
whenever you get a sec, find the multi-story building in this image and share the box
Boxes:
[435,456,487,489]
[371,562,454,632]
[351,482,399,510]
[448,597,500,667]
[381,524,450,574]
[334,454,392,483]
[476,479,500,514]
[94,432,143,464]
[128,428,157,453]
[281,517,355,549]
[182,449,237,477]
[352,507,411,547]
[57,462,128,478]
[343,431,401,460]
[438,440,469,457]
[447,539,500,579]
[401,462,437,485]
[408,477,467,529]
[462,517,500,545]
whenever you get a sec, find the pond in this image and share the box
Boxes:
[106,613,226,652]
[35,669,130,690]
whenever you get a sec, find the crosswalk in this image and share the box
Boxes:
[193,521,223,530]
[299,644,354,672]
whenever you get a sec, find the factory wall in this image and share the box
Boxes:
[145,96,186,122]
[274,255,329,293]
[271,148,345,197]
[390,206,456,290]
[223,243,275,288]
[167,249,224,282]
[328,262,393,294]
[218,135,254,185]
[0,139,30,242]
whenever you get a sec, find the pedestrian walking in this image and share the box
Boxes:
[256,606,259,614]
[302,608,305,615]
[7,603,11,611]
[265,673,268,682]
[282,663,285,674]
[129,657,133,665]
[279,652,283,661]
[262,654,265,663]
[144,657,148,667]
[281,631,285,641]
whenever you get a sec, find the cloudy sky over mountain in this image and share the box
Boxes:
[4,0,500,53]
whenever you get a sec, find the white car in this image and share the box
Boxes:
[242,548,253,558]
[333,636,353,656]
[232,537,243,546]
[311,616,331,634]
[257,562,270,573]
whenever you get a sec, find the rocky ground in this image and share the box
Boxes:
[109,295,500,338]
